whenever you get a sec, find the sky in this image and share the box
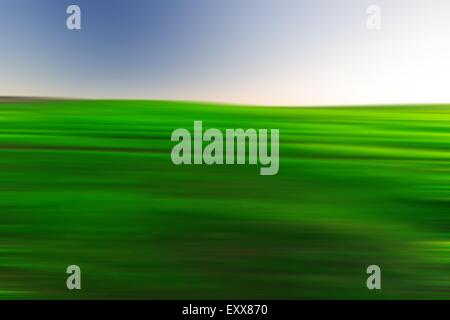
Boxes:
[1,0,450,106]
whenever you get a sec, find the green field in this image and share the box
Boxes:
[0,100,449,299]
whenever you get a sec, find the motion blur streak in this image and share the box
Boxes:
[0,100,449,299]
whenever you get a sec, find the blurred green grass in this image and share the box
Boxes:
[0,100,449,299]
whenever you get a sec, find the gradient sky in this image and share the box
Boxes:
[1,0,450,105]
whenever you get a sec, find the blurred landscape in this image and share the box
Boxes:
[0,99,449,299]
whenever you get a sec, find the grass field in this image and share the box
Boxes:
[0,100,449,299]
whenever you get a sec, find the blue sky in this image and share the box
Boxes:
[1,0,450,105]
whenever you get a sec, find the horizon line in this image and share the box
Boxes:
[1,95,450,108]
